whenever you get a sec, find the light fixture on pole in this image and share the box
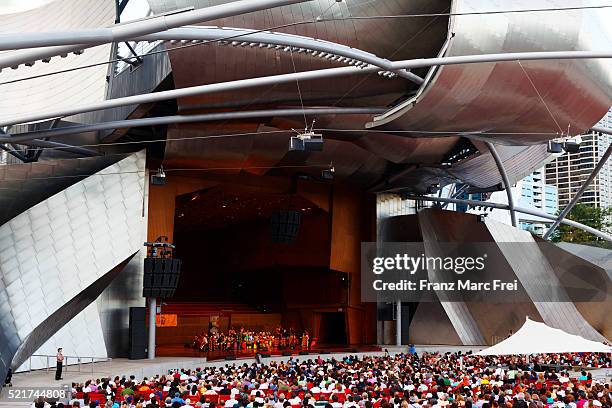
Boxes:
[289,120,323,152]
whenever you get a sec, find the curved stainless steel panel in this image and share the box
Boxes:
[0,154,129,225]
[486,219,607,342]
[150,0,603,191]
[147,0,449,110]
[369,143,551,193]
[0,152,146,380]
[371,0,612,144]
[0,0,115,123]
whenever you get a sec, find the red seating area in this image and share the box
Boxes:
[74,389,376,405]
[73,378,581,406]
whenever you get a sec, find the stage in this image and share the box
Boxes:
[156,343,382,359]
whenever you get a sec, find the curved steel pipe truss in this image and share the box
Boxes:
[485,141,517,227]
[404,195,612,243]
[0,107,387,144]
[0,0,312,70]
[135,26,424,83]
[2,51,612,128]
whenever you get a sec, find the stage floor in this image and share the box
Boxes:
[156,344,381,359]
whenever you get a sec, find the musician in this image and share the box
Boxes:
[301,331,310,349]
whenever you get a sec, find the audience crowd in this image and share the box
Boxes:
[30,351,611,408]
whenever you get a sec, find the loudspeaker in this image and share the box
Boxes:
[282,352,292,356]
[320,350,329,354]
[143,258,182,298]
[299,351,309,355]
[225,355,236,361]
[129,307,147,360]
[270,210,301,244]
[260,353,271,358]
[150,174,166,185]
[350,348,359,353]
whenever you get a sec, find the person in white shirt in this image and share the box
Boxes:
[225,395,239,408]
[274,394,287,408]
[343,395,358,408]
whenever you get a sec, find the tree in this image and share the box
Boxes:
[551,203,612,248]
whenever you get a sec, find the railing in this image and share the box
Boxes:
[24,355,112,375]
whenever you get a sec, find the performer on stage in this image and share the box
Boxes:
[301,331,310,349]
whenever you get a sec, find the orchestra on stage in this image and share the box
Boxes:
[191,327,313,353]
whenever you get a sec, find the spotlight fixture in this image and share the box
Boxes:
[288,120,323,152]
[322,163,335,180]
[426,183,440,194]
[547,141,563,154]
[151,165,166,186]
[547,139,581,154]
[563,140,581,154]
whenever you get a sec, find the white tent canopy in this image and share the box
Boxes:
[476,318,611,355]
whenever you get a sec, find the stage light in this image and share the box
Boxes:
[547,141,563,154]
[304,133,323,151]
[426,184,440,194]
[289,136,305,151]
[289,121,324,152]
[563,140,581,153]
[321,164,335,180]
[151,166,166,185]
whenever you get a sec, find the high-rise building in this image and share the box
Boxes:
[517,167,558,236]
[545,109,612,209]
[434,168,558,237]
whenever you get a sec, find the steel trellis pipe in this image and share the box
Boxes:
[542,142,612,239]
[405,195,612,242]
[0,0,312,51]
[0,0,312,70]
[0,107,387,143]
[19,139,100,156]
[2,51,612,127]
[135,26,423,83]
[485,141,517,227]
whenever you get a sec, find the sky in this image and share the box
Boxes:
[0,0,54,14]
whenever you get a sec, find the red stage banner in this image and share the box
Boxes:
[156,314,178,327]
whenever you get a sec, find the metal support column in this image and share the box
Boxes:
[543,142,612,239]
[148,297,156,359]
[396,301,402,346]
[485,141,517,227]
